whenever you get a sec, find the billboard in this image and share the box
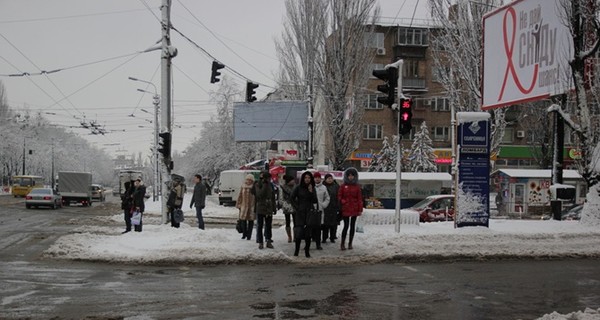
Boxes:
[233,101,309,142]
[481,0,573,110]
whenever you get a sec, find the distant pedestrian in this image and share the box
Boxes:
[236,174,256,240]
[190,174,207,230]
[120,181,134,234]
[279,174,296,243]
[337,167,363,250]
[322,173,340,243]
[252,171,277,249]
[290,171,318,258]
[131,179,147,232]
[313,172,330,250]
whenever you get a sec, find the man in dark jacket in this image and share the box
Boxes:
[120,181,134,233]
[252,171,276,249]
[131,179,147,232]
[190,174,207,230]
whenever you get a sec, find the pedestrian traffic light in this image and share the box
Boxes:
[246,81,259,102]
[158,132,171,158]
[210,61,225,83]
[372,67,398,108]
[398,98,413,135]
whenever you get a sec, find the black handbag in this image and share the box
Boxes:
[236,220,244,234]
[307,205,321,227]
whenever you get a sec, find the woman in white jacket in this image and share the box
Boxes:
[313,172,330,250]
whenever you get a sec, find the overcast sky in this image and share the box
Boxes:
[0,0,430,159]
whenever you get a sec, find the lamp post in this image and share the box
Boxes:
[128,77,161,205]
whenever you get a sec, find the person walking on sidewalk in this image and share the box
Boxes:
[253,171,276,249]
[190,174,207,230]
[322,173,340,243]
[337,167,363,250]
[290,171,318,258]
[236,174,256,240]
[279,174,296,243]
[313,172,330,250]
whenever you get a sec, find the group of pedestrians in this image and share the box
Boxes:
[120,174,207,233]
[236,167,363,258]
[118,168,364,259]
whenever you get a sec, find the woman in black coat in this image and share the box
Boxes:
[322,173,340,243]
[290,171,317,258]
[131,179,147,232]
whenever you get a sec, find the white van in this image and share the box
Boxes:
[218,170,260,206]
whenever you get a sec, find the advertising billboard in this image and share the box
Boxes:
[233,101,309,142]
[481,0,573,110]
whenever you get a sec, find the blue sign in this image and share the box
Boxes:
[457,113,490,228]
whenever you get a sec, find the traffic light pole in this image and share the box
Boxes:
[392,59,404,233]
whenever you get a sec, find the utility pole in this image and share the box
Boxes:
[160,0,176,224]
[22,137,26,175]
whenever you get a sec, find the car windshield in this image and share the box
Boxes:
[411,198,434,209]
[30,189,51,195]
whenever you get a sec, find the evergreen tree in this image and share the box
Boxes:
[408,122,437,172]
[368,136,396,172]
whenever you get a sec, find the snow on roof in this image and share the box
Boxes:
[358,172,452,181]
[497,169,583,179]
[456,112,490,123]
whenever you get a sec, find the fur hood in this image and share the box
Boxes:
[343,167,359,185]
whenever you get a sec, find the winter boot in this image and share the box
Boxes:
[294,240,301,256]
[340,236,346,251]
[304,240,311,258]
[258,243,264,249]
[285,227,292,243]
[266,240,274,249]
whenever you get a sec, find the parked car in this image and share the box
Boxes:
[90,184,105,202]
[401,195,455,223]
[562,204,583,220]
[25,188,62,209]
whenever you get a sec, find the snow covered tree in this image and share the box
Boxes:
[275,0,380,169]
[408,122,437,172]
[428,0,507,156]
[368,136,396,172]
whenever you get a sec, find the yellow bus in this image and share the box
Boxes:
[11,175,44,197]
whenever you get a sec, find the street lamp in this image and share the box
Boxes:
[128,77,161,205]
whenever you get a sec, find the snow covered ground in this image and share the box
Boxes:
[41,195,600,319]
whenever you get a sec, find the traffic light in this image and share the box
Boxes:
[246,81,259,102]
[210,61,225,83]
[158,132,171,158]
[372,67,398,108]
[398,98,413,135]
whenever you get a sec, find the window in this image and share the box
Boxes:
[363,124,383,140]
[433,127,450,141]
[432,97,450,111]
[502,128,514,143]
[403,60,420,78]
[364,32,385,48]
[365,94,384,110]
[397,28,429,46]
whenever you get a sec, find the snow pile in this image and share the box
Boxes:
[42,196,600,265]
[581,184,600,226]
[537,307,600,320]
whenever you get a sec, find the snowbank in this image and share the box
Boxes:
[42,196,600,265]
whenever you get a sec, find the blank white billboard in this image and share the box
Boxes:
[233,101,309,142]
[481,0,573,110]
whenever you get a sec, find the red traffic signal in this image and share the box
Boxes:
[398,98,413,135]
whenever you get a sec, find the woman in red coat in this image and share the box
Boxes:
[337,167,363,250]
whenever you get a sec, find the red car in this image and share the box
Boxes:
[401,195,455,222]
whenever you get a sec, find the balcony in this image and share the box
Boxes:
[402,77,426,90]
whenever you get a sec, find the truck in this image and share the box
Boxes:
[217,170,260,206]
[118,170,143,197]
[58,171,93,206]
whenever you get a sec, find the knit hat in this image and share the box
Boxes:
[313,172,322,179]
[282,174,294,183]
[324,173,333,180]
[245,174,255,181]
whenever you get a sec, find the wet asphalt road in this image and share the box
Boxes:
[1,194,600,319]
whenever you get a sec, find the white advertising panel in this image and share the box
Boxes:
[481,0,573,110]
